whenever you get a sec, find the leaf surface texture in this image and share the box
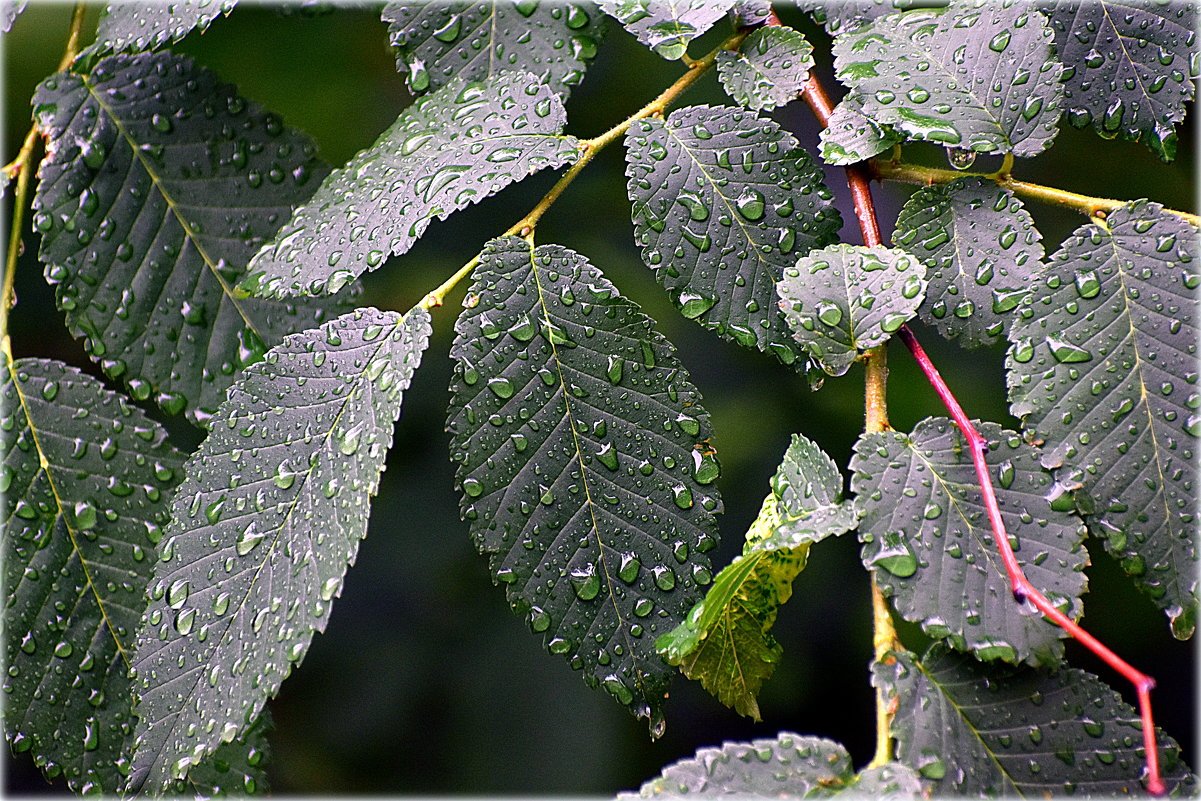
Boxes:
[716,25,814,112]
[447,237,722,730]
[625,105,841,366]
[598,0,734,60]
[1006,201,1198,638]
[852,417,1088,666]
[819,93,903,165]
[3,357,184,793]
[243,72,579,298]
[82,1,237,59]
[129,306,431,792]
[33,52,347,425]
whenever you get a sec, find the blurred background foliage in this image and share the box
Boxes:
[4,3,1195,794]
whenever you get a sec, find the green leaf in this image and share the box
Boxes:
[624,105,841,366]
[799,0,949,35]
[852,418,1088,666]
[819,92,904,166]
[880,645,1195,795]
[893,176,1044,348]
[716,25,814,112]
[657,433,857,720]
[1006,200,1199,639]
[2,356,185,794]
[832,4,1064,156]
[184,711,271,797]
[778,244,927,376]
[621,733,924,797]
[32,52,349,426]
[81,1,237,60]
[1041,0,1197,161]
[382,1,606,98]
[598,0,735,60]
[242,72,579,298]
[128,306,432,793]
[447,237,722,731]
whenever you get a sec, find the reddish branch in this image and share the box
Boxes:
[794,46,1167,797]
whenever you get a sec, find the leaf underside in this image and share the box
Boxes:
[598,0,735,60]
[621,732,924,798]
[624,105,841,367]
[799,0,949,35]
[894,176,1044,348]
[778,244,927,376]
[852,417,1088,667]
[129,306,431,792]
[832,4,1064,156]
[243,71,579,298]
[657,433,857,720]
[1041,0,1198,161]
[819,92,904,166]
[3,357,185,794]
[447,237,722,730]
[716,25,814,113]
[1006,201,1198,639]
[80,1,237,60]
[32,51,349,426]
[881,645,1195,795]
[382,0,606,99]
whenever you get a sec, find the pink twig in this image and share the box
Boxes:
[794,56,1166,796]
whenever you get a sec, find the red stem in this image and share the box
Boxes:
[795,56,1166,796]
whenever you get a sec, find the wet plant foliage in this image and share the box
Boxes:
[3,0,1197,796]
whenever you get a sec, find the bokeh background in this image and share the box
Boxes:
[4,3,1196,794]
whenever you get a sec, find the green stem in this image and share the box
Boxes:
[420,29,750,311]
[873,158,1201,227]
[2,1,88,353]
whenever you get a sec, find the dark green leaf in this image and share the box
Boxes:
[716,25,814,112]
[832,4,1064,156]
[778,244,927,376]
[624,105,841,366]
[852,417,1088,666]
[799,0,949,35]
[242,72,579,298]
[383,1,606,98]
[657,434,856,720]
[129,306,432,792]
[893,176,1044,347]
[1006,201,1198,638]
[1041,0,1197,161]
[2,356,185,794]
[81,1,237,60]
[880,645,1195,795]
[184,711,271,797]
[447,237,722,731]
[598,0,735,60]
[622,733,924,797]
[32,52,349,426]
[819,92,904,166]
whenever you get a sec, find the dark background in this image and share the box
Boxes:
[4,3,1196,794]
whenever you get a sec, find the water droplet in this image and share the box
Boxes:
[462,477,484,498]
[53,641,73,658]
[167,579,190,609]
[618,553,640,584]
[735,188,766,221]
[816,302,843,327]
[73,501,98,530]
[236,522,266,556]
[652,565,676,591]
[1074,270,1101,298]
[869,531,917,577]
[432,13,461,42]
[570,566,601,600]
[596,443,619,471]
[678,292,716,319]
[488,377,515,399]
[947,148,977,170]
[1046,335,1092,363]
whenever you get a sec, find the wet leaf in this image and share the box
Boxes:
[2,356,185,794]
[729,0,771,28]
[819,92,904,166]
[621,732,924,797]
[657,433,857,720]
[1006,201,1198,639]
[832,4,1064,156]
[447,237,722,731]
[778,244,927,376]
[2,0,27,33]
[716,25,814,112]
[1041,0,1197,161]
[881,645,1195,795]
[184,710,271,797]
[625,105,841,367]
[598,0,735,60]
[80,1,237,60]
[32,52,349,426]
[894,176,1044,347]
[128,306,432,793]
[852,417,1088,667]
[242,71,579,298]
[383,1,606,99]
[799,0,949,34]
